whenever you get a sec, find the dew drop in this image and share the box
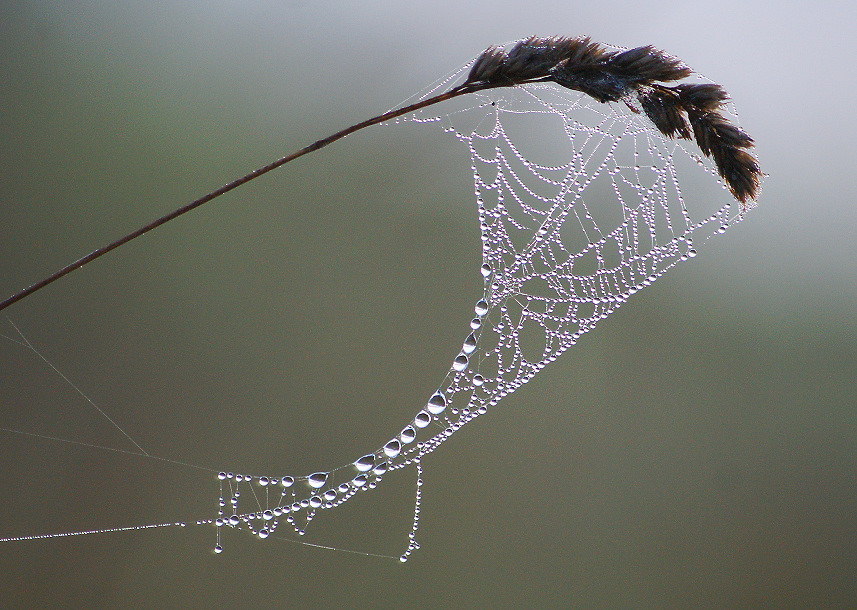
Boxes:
[427,392,447,415]
[384,439,401,458]
[473,374,485,386]
[480,263,492,278]
[373,462,389,476]
[462,333,478,354]
[217,472,227,481]
[258,528,269,539]
[453,353,469,372]
[414,410,431,428]
[400,425,416,444]
[474,299,489,316]
[259,476,269,487]
[307,472,328,489]
[214,545,223,554]
[470,317,482,330]
[309,496,322,508]
[354,454,375,472]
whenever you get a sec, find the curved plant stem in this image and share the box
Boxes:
[0,81,498,312]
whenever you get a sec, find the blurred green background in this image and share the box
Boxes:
[1,1,855,607]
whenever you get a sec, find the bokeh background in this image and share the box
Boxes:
[1,1,855,607]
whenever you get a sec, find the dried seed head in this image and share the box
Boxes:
[462,36,761,203]
[467,46,506,84]
[607,46,691,83]
[639,88,691,139]
[676,83,729,111]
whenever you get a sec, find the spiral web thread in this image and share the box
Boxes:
[208,56,755,562]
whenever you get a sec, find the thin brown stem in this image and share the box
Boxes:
[0,81,495,312]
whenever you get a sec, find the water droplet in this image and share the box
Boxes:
[281,476,295,488]
[480,263,492,278]
[258,528,269,539]
[218,472,227,480]
[309,496,322,508]
[214,545,223,554]
[352,474,368,487]
[453,353,469,372]
[414,410,431,428]
[308,472,328,489]
[323,490,337,501]
[259,476,269,487]
[462,333,478,354]
[400,425,416,443]
[475,299,489,316]
[427,392,447,415]
[384,439,401,458]
[229,516,239,526]
[374,462,389,476]
[687,249,697,258]
[263,510,273,521]
[354,454,375,472]
[473,374,485,386]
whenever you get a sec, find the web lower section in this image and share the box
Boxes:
[210,72,755,561]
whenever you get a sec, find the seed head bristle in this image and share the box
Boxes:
[467,46,506,84]
[676,83,729,111]
[639,89,691,139]
[607,46,691,83]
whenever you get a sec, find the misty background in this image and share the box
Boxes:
[1,1,855,607]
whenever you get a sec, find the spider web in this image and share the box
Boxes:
[206,57,757,562]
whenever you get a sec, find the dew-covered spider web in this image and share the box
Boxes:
[202,50,757,562]
[2,43,758,562]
